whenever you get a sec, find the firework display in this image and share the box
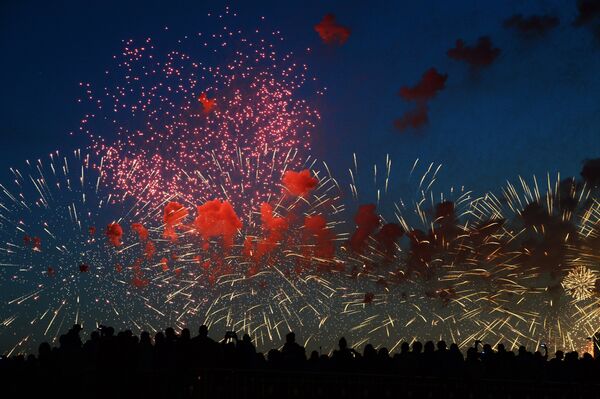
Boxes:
[2,8,600,359]
[142,159,348,349]
[2,155,600,355]
[0,150,171,355]
[78,7,321,218]
[466,175,599,351]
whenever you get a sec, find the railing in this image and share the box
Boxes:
[194,368,600,399]
[3,365,600,398]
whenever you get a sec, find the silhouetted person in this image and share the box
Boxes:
[236,333,257,367]
[192,324,219,368]
[362,343,378,371]
[332,337,356,370]
[281,332,306,367]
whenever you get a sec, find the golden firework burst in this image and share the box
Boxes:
[562,266,597,301]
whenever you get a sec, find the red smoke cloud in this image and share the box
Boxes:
[198,92,216,114]
[88,226,96,236]
[132,275,149,288]
[303,215,335,260]
[282,169,318,197]
[314,14,351,45]
[256,203,289,259]
[194,199,242,248]
[106,223,123,247]
[433,201,458,246]
[131,258,148,288]
[23,235,42,251]
[406,229,434,277]
[79,264,89,273]
[395,68,447,132]
[32,237,42,252]
[573,0,600,26]
[349,204,381,254]
[394,105,429,131]
[399,68,448,102]
[503,14,559,36]
[447,37,500,67]
[163,202,188,242]
[24,236,42,251]
[144,241,156,259]
[131,223,149,241]
[47,267,55,277]
[375,223,404,259]
[161,257,169,272]
[348,204,403,261]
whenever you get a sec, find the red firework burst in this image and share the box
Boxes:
[78,8,322,218]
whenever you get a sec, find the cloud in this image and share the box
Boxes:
[303,215,335,260]
[245,203,290,271]
[395,68,447,132]
[503,14,559,37]
[375,223,404,260]
[399,68,448,102]
[163,202,188,242]
[106,223,123,247]
[573,0,600,26]
[581,158,600,187]
[349,204,381,254]
[447,36,500,67]
[394,105,429,131]
[131,222,149,241]
[193,199,242,248]
[282,169,318,197]
[314,14,351,45]
[198,92,216,114]
[144,241,156,259]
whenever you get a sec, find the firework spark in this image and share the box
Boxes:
[0,150,179,354]
[78,8,322,219]
[562,266,597,301]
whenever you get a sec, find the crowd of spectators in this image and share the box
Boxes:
[1,324,599,398]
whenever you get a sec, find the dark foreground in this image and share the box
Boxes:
[2,324,600,398]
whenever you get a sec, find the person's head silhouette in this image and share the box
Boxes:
[165,327,176,340]
[140,331,151,345]
[424,341,434,353]
[181,328,191,341]
[198,325,208,338]
[339,337,348,350]
[286,332,296,344]
[242,334,252,344]
[401,342,410,353]
[412,341,423,353]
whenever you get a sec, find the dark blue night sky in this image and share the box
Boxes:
[1,0,598,192]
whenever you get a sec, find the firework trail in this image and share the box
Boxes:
[562,198,600,345]
[468,174,598,351]
[331,155,490,350]
[146,157,349,349]
[78,7,321,219]
[0,150,184,355]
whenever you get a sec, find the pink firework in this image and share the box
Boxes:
[78,8,321,218]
